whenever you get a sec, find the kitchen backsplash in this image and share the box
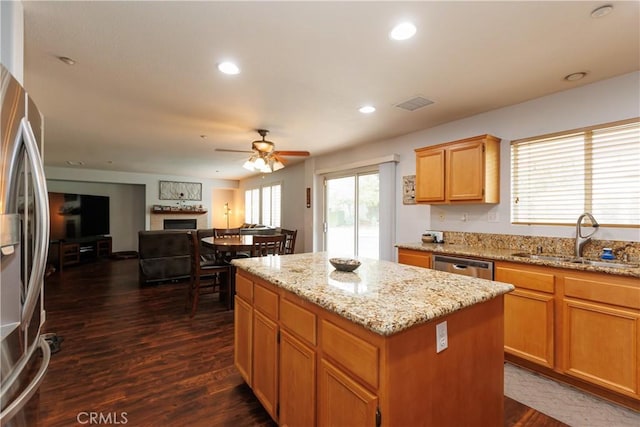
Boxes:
[442,231,640,262]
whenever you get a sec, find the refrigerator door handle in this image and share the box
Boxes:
[18,118,50,326]
[0,336,51,424]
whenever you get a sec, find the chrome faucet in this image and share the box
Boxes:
[575,212,599,258]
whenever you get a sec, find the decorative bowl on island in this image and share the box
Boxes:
[329,258,361,272]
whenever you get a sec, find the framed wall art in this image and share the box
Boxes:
[403,175,416,204]
[159,181,202,201]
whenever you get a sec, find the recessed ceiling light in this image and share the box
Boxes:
[390,22,416,41]
[591,5,613,18]
[218,61,240,75]
[58,56,76,65]
[564,72,587,82]
[359,105,376,114]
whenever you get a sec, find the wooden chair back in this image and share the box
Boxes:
[196,228,217,261]
[251,234,286,257]
[280,228,297,254]
[214,227,241,238]
[186,231,231,316]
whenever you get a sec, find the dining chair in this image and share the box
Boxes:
[197,228,219,262]
[186,231,231,316]
[251,234,286,257]
[214,227,241,238]
[280,228,297,254]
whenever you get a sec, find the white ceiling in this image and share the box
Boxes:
[22,1,640,180]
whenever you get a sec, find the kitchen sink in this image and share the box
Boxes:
[511,253,575,262]
[569,259,639,269]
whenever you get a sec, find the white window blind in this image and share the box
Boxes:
[244,183,281,227]
[262,186,271,226]
[511,119,640,226]
[244,188,260,224]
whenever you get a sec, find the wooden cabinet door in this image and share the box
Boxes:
[279,330,316,427]
[447,140,484,201]
[504,289,555,368]
[318,359,378,427]
[397,249,432,269]
[415,147,445,202]
[253,310,279,420]
[562,299,639,398]
[234,296,253,385]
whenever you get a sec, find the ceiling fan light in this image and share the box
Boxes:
[253,141,274,153]
[272,159,285,171]
[243,160,256,171]
[259,162,273,173]
[254,157,266,169]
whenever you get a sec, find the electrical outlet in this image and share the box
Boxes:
[461,213,468,222]
[488,211,499,223]
[436,321,448,353]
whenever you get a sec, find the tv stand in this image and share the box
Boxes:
[56,236,112,271]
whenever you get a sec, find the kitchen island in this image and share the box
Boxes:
[232,252,514,426]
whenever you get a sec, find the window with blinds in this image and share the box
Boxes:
[244,183,281,227]
[511,119,640,226]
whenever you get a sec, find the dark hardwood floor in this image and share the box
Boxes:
[34,258,566,426]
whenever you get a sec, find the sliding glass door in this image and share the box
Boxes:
[324,171,379,259]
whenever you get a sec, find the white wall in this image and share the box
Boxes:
[0,0,24,82]
[45,72,640,255]
[47,180,145,252]
[281,71,640,255]
[239,162,307,252]
[45,167,238,251]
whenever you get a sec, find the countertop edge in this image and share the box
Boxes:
[397,243,640,278]
[233,254,514,336]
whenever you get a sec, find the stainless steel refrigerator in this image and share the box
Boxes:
[0,64,51,426]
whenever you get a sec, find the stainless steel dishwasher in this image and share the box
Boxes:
[433,255,494,280]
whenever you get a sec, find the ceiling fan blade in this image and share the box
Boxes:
[215,148,254,154]
[272,153,288,165]
[273,150,310,157]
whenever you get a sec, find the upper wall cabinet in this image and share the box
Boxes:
[415,134,500,204]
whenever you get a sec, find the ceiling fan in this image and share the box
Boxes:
[216,129,310,173]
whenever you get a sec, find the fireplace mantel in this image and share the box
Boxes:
[151,209,207,215]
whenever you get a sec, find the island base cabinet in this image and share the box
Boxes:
[318,359,378,427]
[562,299,639,398]
[279,330,316,427]
[235,270,507,426]
[234,296,252,385]
[253,310,279,421]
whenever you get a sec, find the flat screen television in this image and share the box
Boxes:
[48,192,110,241]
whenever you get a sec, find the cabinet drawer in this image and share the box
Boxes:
[321,320,379,389]
[235,273,253,301]
[254,283,279,319]
[398,249,432,269]
[564,275,640,310]
[281,298,317,346]
[495,264,555,293]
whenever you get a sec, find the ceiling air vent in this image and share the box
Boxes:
[395,96,434,112]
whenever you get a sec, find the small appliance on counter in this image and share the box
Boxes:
[422,230,444,244]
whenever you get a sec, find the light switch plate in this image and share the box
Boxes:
[436,321,448,353]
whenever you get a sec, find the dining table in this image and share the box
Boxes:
[201,235,283,309]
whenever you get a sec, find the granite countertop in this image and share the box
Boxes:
[396,242,640,278]
[232,252,513,336]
